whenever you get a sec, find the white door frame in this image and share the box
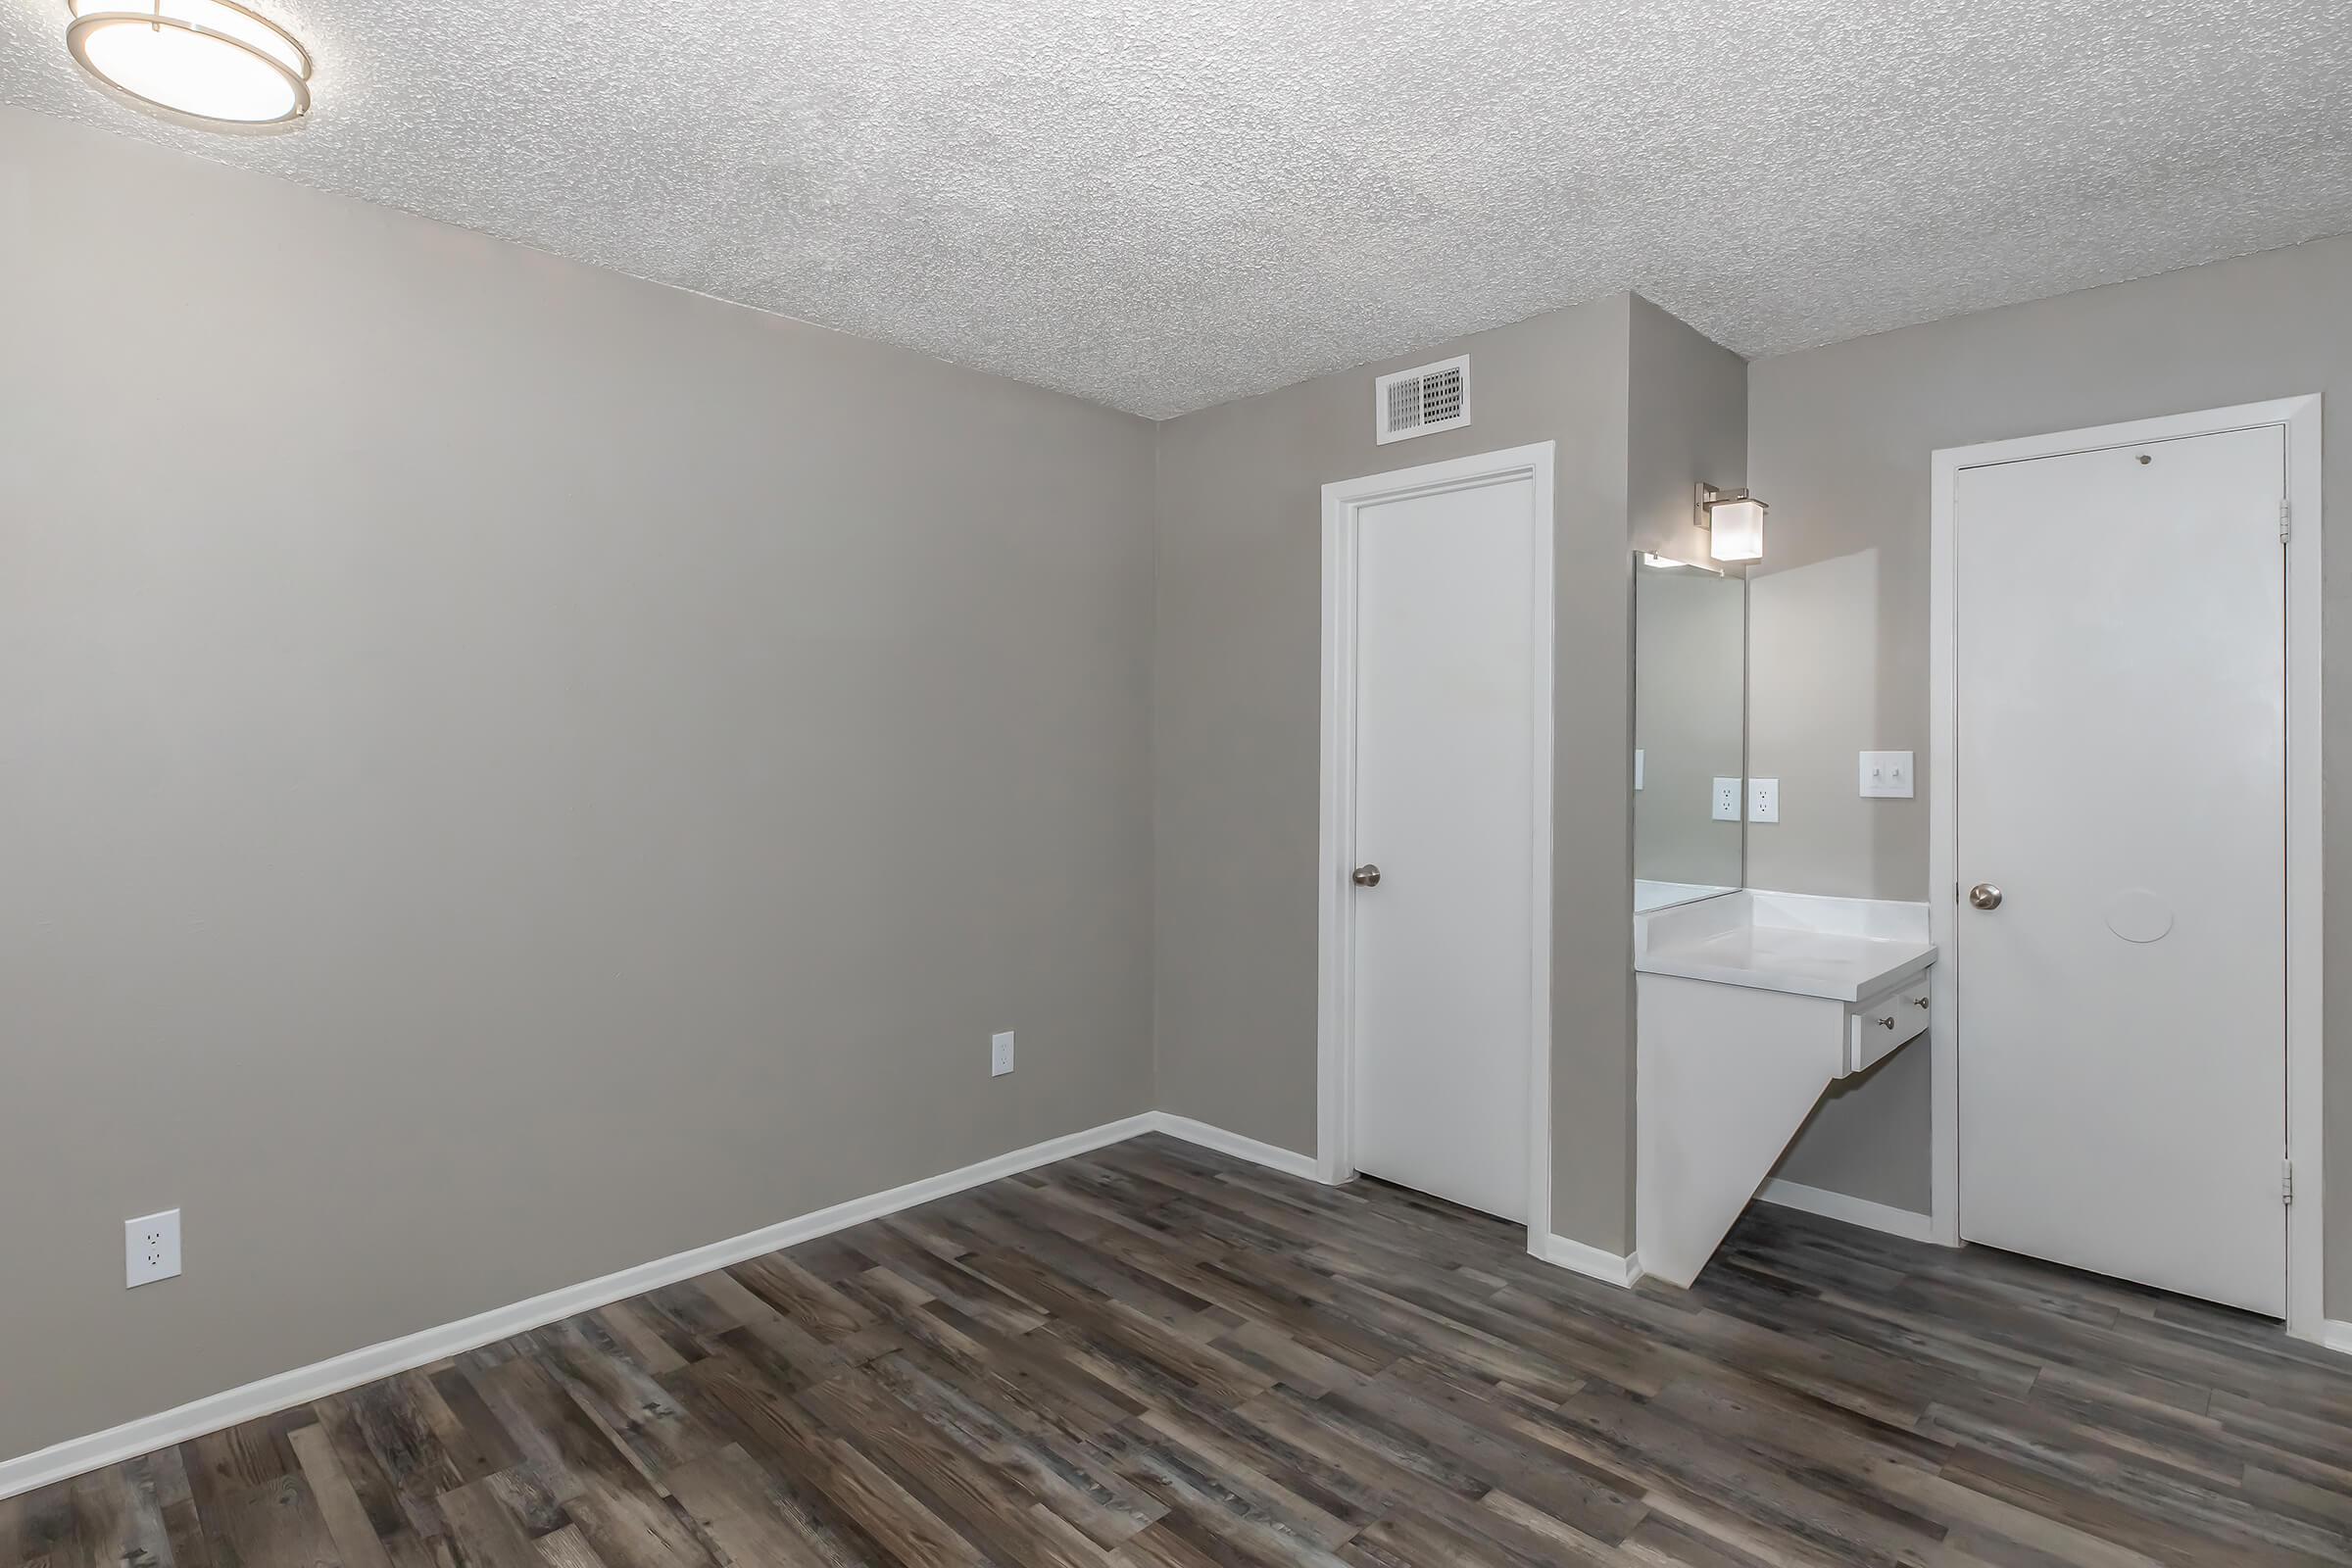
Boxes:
[1928,396,2324,1341]
[1318,441,1556,1254]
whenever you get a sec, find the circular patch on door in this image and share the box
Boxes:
[2104,888,2174,944]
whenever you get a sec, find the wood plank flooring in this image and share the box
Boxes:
[8,1133,2350,1566]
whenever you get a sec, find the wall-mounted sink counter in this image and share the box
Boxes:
[1636,891,1936,1287]
[1637,891,1934,1001]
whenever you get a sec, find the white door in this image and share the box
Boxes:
[1955,424,2286,1315]
[1350,472,1538,1222]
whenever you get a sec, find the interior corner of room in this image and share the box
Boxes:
[5,7,2352,1558]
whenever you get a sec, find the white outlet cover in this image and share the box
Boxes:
[1748,778,1780,823]
[990,1030,1015,1077]
[125,1208,181,1289]
[1860,750,1916,798]
[1710,777,1740,821]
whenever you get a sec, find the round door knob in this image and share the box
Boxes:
[1969,883,2003,910]
[1352,863,1382,888]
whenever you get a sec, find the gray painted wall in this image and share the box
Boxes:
[0,108,1157,1460]
[1152,294,1745,1254]
[1629,295,1749,566]
[1749,235,2352,1313]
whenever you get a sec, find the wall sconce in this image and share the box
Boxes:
[1696,483,1766,564]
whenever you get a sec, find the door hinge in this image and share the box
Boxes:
[2280,499,2292,544]
[2282,1159,2295,1204]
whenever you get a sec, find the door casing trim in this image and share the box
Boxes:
[1929,396,2324,1340]
[1318,441,1557,1253]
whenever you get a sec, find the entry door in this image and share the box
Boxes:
[1350,471,1537,1222]
[1955,424,2286,1315]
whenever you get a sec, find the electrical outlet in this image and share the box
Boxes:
[1710,777,1740,821]
[1748,778,1780,823]
[990,1030,1015,1077]
[125,1208,181,1289]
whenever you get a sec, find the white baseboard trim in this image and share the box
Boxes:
[2319,1320,2352,1356]
[1143,1112,1321,1181]
[1,1109,1293,1502]
[1540,1233,1644,1288]
[0,1109,1327,1500]
[1756,1177,1936,1243]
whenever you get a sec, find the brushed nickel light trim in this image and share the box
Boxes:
[65,0,312,128]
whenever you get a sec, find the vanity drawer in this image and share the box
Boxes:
[1848,973,1932,1074]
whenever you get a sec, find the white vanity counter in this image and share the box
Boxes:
[1635,890,1937,1289]
[1635,889,1936,1002]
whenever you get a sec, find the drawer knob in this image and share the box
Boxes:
[1914,996,1931,1009]
[1877,1015,1897,1029]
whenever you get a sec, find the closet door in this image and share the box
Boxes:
[1954,425,2285,1315]
[1348,469,1538,1222]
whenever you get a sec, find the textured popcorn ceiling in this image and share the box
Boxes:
[5,1,2350,416]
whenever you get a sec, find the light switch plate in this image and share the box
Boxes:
[1859,751,1915,798]
[126,1208,181,1289]
[1710,777,1740,821]
[1748,778,1780,823]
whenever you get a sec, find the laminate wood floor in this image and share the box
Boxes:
[9,1133,2350,1567]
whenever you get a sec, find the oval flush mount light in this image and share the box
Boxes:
[66,0,312,127]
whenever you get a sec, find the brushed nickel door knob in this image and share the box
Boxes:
[1969,883,2003,910]
[1352,863,1382,888]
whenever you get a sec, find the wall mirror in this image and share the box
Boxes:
[1633,552,1746,910]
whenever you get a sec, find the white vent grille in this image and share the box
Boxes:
[1374,355,1472,443]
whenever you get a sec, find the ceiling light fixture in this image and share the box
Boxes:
[1695,482,1767,564]
[66,0,312,127]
